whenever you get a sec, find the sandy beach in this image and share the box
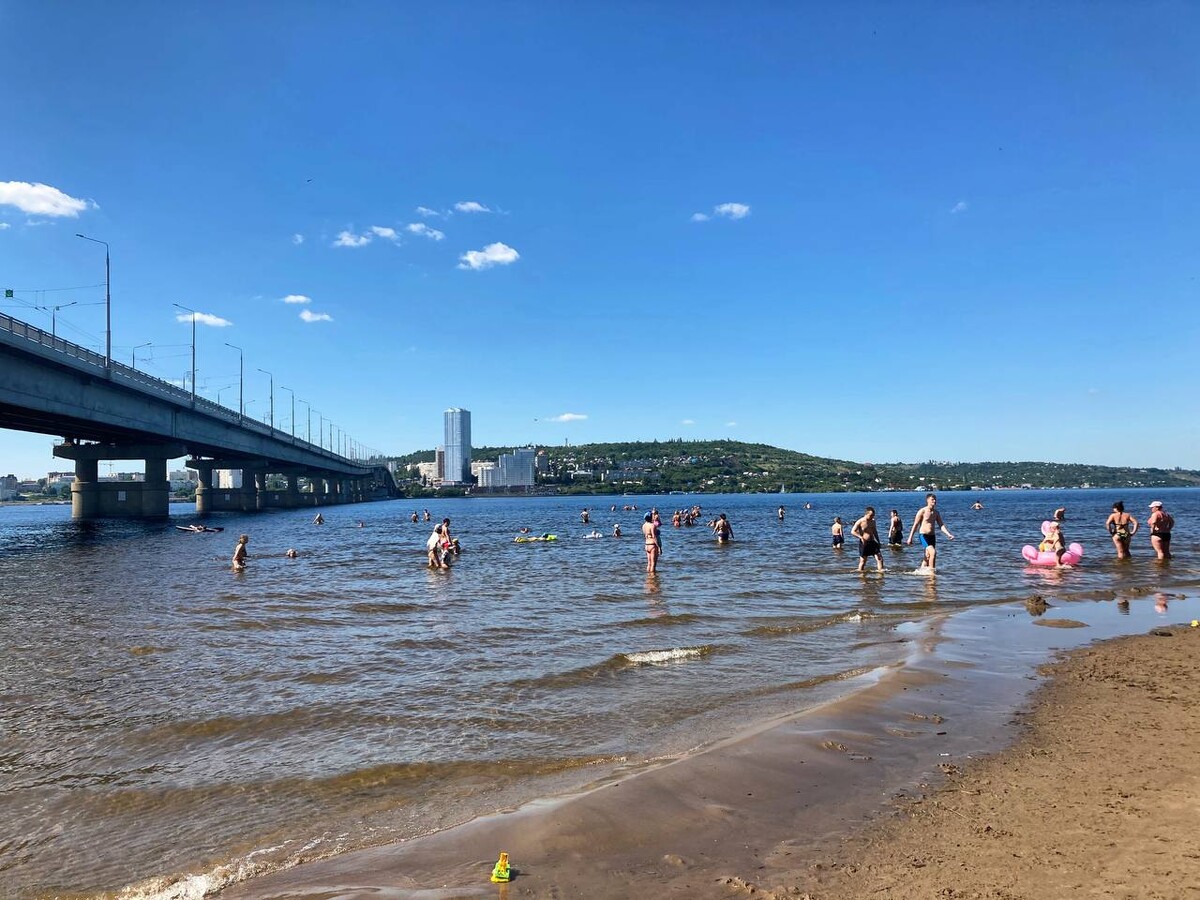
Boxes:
[787,622,1200,900]
[215,603,1200,900]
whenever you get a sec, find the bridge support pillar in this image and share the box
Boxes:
[143,457,171,519]
[286,474,302,509]
[193,463,214,516]
[55,441,184,520]
[254,471,268,511]
[70,457,100,519]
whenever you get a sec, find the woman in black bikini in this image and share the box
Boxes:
[1147,501,1174,560]
[1104,501,1138,560]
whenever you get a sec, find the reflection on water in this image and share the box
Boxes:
[0,489,1196,898]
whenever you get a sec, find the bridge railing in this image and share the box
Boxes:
[0,311,364,469]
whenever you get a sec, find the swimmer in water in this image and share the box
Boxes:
[643,513,660,573]
[713,513,733,544]
[831,516,844,550]
[232,534,249,571]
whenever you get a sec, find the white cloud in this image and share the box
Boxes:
[406,222,445,241]
[951,200,968,214]
[725,421,737,427]
[690,212,710,222]
[416,206,441,217]
[291,233,304,245]
[333,230,372,248]
[681,419,696,425]
[300,310,333,323]
[549,412,587,423]
[0,181,94,217]
[371,225,400,241]
[0,222,10,230]
[176,311,232,328]
[281,294,311,305]
[454,200,491,213]
[714,202,750,220]
[458,242,519,270]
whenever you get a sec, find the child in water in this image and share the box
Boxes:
[1039,522,1067,566]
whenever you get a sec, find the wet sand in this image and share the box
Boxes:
[786,622,1200,899]
[217,605,1200,900]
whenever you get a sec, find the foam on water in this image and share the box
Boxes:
[622,646,712,665]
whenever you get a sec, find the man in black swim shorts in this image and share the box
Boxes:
[851,507,885,573]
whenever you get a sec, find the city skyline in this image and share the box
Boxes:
[2,5,1198,476]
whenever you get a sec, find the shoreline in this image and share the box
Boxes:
[213,593,1200,900]
[786,622,1200,898]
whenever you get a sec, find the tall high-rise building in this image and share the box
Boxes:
[442,408,472,484]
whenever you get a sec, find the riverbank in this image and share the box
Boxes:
[782,622,1200,899]
[214,597,1200,900]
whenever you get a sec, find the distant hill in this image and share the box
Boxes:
[388,440,1200,495]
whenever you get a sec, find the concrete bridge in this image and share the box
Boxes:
[0,311,396,519]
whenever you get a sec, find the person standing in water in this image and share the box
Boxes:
[887,509,904,547]
[907,494,954,570]
[232,534,249,571]
[713,513,734,544]
[1105,501,1138,560]
[1147,500,1174,560]
[426,524,448,569]
[777,505,785,521]
[313,512,324,525]
[831,517,844,550]
[642,513,660,573]
[850,507,885,573]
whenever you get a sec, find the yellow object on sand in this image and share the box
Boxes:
[1192,620,1199,628]
[490,851,511,883]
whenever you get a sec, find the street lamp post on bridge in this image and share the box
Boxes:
[74,234,110,370]
[171,302,197,406]
[132,342,151,368]
[224,342,244,421]
[37,301,78,339]
[281,386,295,440]
[257,368,274,430]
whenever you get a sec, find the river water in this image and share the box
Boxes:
[1,489,1196,898]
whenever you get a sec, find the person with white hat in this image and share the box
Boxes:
[1147,501,1174,560]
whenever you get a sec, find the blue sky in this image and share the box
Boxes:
[2,2,1198,477]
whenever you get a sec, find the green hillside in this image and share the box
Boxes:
[388,440,1200,495]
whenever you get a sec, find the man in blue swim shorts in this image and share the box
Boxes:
[907,493,954,570]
